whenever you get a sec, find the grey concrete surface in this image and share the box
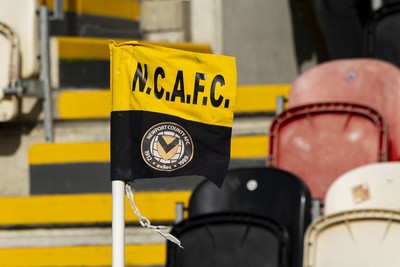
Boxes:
[222,0,299,85]
[0,226,169,248]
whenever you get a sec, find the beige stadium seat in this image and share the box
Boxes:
[303,209,400,267]
[0,25,12,92]
[0,24,18,121]
[0,0,39,79]
[324,162,400,215]
[0,0,39,121]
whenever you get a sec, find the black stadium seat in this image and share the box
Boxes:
[366,2,400,67]
[166,213,290,267]
[185,167,312,267]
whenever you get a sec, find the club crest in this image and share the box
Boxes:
[141,122,194,171]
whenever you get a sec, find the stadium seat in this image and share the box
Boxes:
[303,209,400,267]
[0,0,39,121]
[0,41,18,120]
[187,167,312,267]
[267,102,388,202]
[288,58,400,161]
[0,23,15,93]
[366,2,400,67]
[0,0,56,141]
[324,162,400,215]
[306,161,400,266]
[0,0,39,81]
[167,213,290,267]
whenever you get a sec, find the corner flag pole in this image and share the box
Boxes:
[112,180,125,267]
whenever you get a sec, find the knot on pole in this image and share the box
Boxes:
[125,183,184,248]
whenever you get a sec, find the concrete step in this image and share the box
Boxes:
[39,0,140,21]
[25,83,289,194]
[53,84,289,120]
[0,226,167,248]
[0,192,189,226]
[0,191,181,266]
[0,102,276,196]
[0,226,167,266]
[40,0,142,39]
[0,242,165,267]
[0,191,186,265]
[28,134,270,194]
[50,37,212,89]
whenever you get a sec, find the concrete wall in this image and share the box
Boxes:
[142,0,302,84]
[191,0,300,85]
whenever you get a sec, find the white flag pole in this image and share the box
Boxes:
[112,180,125,267]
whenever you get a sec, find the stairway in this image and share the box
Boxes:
[0,1,290,266]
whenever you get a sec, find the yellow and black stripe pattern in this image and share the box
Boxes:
[39,0,140,21]
[55,84,290,119]
[40,0,141,40]
[0,192,187,266]
[52,37,213,89]
[32,81,289,194]
[28,136,269,194]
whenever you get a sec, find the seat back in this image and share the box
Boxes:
[366,3,400,67]
[0,0,39,121]
[289,58,400,161]
[267,103,388,201]
[167,213,290,267]
[0,0,39,82]
[0,24,20,121]
[303,209,400,267]
[0,27,11,91]
[325,162,400,215]
[188,167,311,267]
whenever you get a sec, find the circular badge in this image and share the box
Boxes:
[141,122,194,172]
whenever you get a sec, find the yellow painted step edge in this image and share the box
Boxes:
[29,142,111,165]
[57,84,290,119]
[0,191,190,225]
[29,136,268,165]
[0,244,165,267]
[235,84,290,113]
[53,37,212,60]
[39,0,140,21]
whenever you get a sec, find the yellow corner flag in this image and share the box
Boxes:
[109,41,237,187]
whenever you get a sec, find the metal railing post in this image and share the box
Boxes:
[275,95,286,115]
[39,6,54,142]
[175,202,185,223]
[52,0,64,20]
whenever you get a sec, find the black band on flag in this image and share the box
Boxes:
[110,110,232,187]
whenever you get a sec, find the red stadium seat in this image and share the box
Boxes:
[267,102,388,201]
[288,58,400,161]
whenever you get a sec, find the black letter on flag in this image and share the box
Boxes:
[193,72,206,104]
[171,70,185,103]
[154,67,165,99]
[132,62,148,92]
[210,74,225,107]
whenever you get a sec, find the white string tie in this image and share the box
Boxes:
[125,183,183,248]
